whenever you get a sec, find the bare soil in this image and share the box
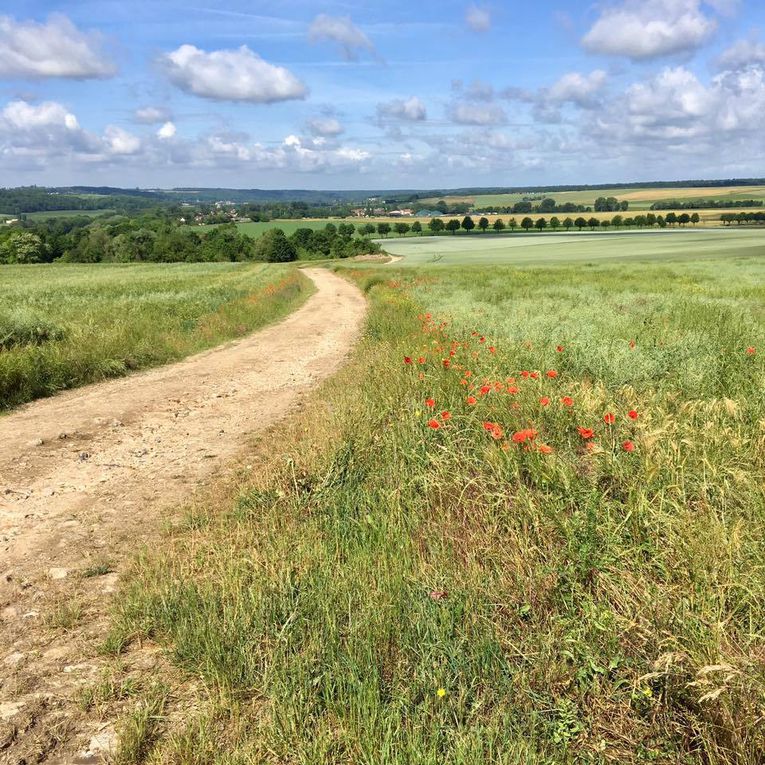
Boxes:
[0,268,366,764]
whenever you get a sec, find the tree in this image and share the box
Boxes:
[254,228,297,262]
[394,222,411,236]
[461,216,475,233]
[324,223,337,235]
[678,213,691,226]
[360,223,376,236]
[493,218,506,232]
[646,213,657,227]
[665,212,678,226]
[428,218,445,234]
[535,217,547,232]
[377,222,391,237]
[563,217,574,231]
[0,231,46,264]
[521,217,534,231]
[550,216,561,231]
[690,213,700,226]
[588,217,600,230]
[411,221,422,234]
[338,223,355,238]
[657,215,666,228]
[612,215,623,228]
[575,217,587,231]
[601,219,611,231]
[478,216,489,233]
[446,219,461,234]
[508,217,518,232]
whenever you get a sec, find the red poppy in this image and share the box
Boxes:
[404,356,413,365]
[530,372,539,380]
[465,371,472,378]
[629,339,636,349]
[442,359,451,369]
[603,413,615,425]
[512,428,538,443]
[521,370,530,378]
[628,409,639,420]
[538,443,553,454]
[479,336,486,344]
[556,345,564,353]
[460,378,468,386]
[467,395,477,405]
[425,398,435,408]
[440,411,452,421]
[507,385,520,395]
[483,421,503,439]
[418,356,426,364]
[577,427,594,439]
[427,419,441,430]
[546,370,558,378]
[561,396,574,407]
[746,346,756,356]
[480,385,491,395]
[622,440,636,452]
[585,441,596,452]
[540,396,550,406]
[489,346,496,354]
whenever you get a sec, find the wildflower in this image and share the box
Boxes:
[622,440,636,452]
[586,441,597,452]
[429,590,448,601]
[442,359,451,369]
[483,421,503,439]
[437,688,447,698]
[628,409,639,420]
[629,339,636,349]
[577,427,595,439]
[479,336,486,344]
[404,356,412,365]
[489,346,496,354]
[507,385,520,395]
[540,396,550,406]
[480,385,491,395]
[512,428,538,443]
[418,356,426,364]
[530,371,539,380]
[556,345,564,352]
[425,398,435,408]
[427,419,441,430]
[440,411,452,421]
[561,396,574,407]
[467,395,477,405]
[546,370,558,378]
[746,346,756,356]
[603,412,615,425]
[521,370,530,378]
[460,378,468,386]
[538,443,553,454]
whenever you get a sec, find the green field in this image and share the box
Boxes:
[0,262,310,410]
[109,245,765,762]
[0,208,118,221]
[380,228,765,265]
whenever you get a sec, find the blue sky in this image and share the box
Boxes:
[1,0,764,188]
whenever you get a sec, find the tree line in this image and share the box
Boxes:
[650,199,764,210]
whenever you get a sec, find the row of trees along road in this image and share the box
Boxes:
[373,213,707,236]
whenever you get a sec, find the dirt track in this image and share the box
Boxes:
[0,267,366,763]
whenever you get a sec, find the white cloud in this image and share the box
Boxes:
[104,126,141,155]
[135,106,172,124]
[157,121,177,140]
[308,15,376,60]
[548,70,608,106]
[717,37,765,70]
[449,101,507,125]
[377,96,427,121]
[160,44,307,103]
[465,5,491,33]
[581,0,717,60]
[307,116,344,136]
[0,14,115,79]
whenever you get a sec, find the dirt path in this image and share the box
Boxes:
[0,268,366,763]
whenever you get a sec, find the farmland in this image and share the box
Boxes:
[96,245,765,763]
[379,227,765,266]
[0,262,311,409]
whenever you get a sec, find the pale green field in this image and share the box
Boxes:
[0,209,117,221]
[380,228,765,266]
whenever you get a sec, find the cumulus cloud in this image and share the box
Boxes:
[449,101,507,125]
[717,37,765,70]
[547,70,608,107]
[307,116,344,136]
[134,106,171,124]
[308,15,376,60]
[157,121,177,140]
[377,96,427,121]
[581,0,718,60]
[160,44,307,103]
[452,79,494,101]
[465,5,491,33]
[0,14,115,79]
[0,100,140,163]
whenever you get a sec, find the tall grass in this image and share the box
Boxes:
[111,258,764,763]
[0,262,312,410]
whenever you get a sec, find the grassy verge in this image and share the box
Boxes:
[109,259,764,764]
[0,262,313,410]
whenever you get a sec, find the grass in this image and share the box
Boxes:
[379,228,765,266]
[108,251,765,763]
[0,209,117,221]
[0,262,312,410]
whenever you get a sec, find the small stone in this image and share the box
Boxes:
[48,567,69,580]
[1,606,18,620]
[3,651,24,666]
[27,438,44,447]
[0,701,25,720]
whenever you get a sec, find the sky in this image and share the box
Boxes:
[1,0,764,189]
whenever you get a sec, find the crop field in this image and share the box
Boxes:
[0,262,310,410]
[380,228,765,266]
[421,185,765,211]
[107,247,765,763]
[0,209,117,221]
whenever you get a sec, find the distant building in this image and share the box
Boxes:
[389,209,414,217]
[415,209,442,217]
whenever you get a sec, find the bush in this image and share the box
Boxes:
[254,229,297,263]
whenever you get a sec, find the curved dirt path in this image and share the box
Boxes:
[0,267,366,763]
